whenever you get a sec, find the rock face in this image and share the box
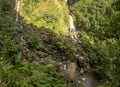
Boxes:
[66,61,76,80]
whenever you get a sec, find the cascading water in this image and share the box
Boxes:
[69,15,76,31]
[65,0,76,32]
[16,0,20,22]
[65,1,98,87]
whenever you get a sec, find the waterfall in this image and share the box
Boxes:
[16,0,20,22]
[69,15,76,31]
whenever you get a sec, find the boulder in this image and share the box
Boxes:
[65,61,76,81]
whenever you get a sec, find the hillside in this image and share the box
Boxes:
[0,0,120,87]
[20,0,69,34]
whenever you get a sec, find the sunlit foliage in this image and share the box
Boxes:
[20,0,69,34]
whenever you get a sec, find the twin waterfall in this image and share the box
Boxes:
[16,0,20,22]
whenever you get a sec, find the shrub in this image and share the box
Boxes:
[81,31,120,86]
[27,32,40,49]
[0,36,22,63]
[55,37,77,60]
[0,60,66,87]
[44,32,77,61]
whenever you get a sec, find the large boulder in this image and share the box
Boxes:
[59,61,76,81]
[66,61,76,81]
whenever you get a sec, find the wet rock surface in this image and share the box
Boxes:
[82,73,98,87]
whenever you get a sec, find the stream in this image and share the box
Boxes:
[81,73,98,87]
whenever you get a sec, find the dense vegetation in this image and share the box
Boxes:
[0,0,67,87]
[70,0,120,86]
[20,0,69,33]
[0,0,120,87]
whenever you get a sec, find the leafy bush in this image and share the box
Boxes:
[0,60,66,87]
[81,31,120,86]
[55,37,77,60]
[0,36,22,63]
[44,32,77,60]
[0,0,22,63]
[27,32,40,49]
[70,0,113,32]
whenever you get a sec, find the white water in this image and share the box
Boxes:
[69,15,76,31]
[16,0,20,22]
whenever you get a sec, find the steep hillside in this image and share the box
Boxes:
[0,0,82,86]
[0,0,72,87]
[0,0,120,87]
[20,0,69,34]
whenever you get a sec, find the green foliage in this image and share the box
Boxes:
[20,0,69,33]
[100,0,120,39]
[81,31,120,86]
[0,0,78,86]
[27,32,40,49]
[55,37,77,60]
[70,0,113,32]
[0,36,22,62]
[44,32,77,60]
[98,81,119,87]
[1,0,119,87]
[0,0,22,63]
[0,60,66,87]
[0,0,15,14]
[70,0,120,86]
